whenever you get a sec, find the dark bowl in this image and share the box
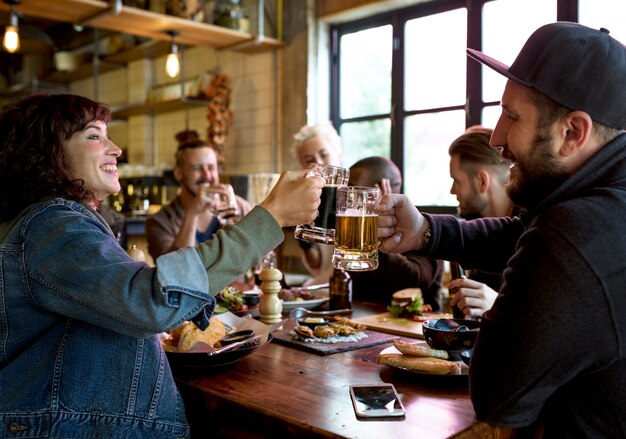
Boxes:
[459,349,473,366]
[297,317,329,330]
[242,292,261,307]
[422,319,480,358]
[219,329,255,346]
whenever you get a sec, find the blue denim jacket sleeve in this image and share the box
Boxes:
[22,200,282,337]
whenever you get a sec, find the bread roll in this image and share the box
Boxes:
[377,353,461,375]
[393,339,449,359]
[177,318,226,352]
[392,288,422,304]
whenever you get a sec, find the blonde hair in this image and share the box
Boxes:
[291,122,342,159]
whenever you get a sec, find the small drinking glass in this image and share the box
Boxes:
[294,164,350,244]
[204,184,239,223]
[332,186,380,271]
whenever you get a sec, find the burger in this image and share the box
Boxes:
[387,288,431,319]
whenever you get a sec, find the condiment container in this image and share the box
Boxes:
[329,268,352,310]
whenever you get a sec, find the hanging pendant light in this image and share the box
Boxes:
[165,30,180,78]
[2,0,21,53]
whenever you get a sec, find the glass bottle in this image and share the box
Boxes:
[214,0,245,30]
[448,262,466,318]
[329,268,352,310]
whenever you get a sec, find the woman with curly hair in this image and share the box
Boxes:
[0,93,323,438]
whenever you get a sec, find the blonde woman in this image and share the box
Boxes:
[292,122,342,286]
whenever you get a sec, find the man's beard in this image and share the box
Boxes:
[505,127,570,209]
[182,178,212,197]
[458,184,487,220]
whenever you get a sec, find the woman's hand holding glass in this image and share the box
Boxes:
[260,169,324,228]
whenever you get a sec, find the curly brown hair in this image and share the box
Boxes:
[0,93,112,222]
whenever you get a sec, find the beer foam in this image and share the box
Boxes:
[338,209,377,216]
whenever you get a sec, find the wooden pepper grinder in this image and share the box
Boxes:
[127,244,146,262]
[258,267,283,324]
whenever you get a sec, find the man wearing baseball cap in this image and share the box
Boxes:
[377,22,626,437]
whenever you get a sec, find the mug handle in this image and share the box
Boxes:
[305,163,324,178]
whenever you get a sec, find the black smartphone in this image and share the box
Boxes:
[349,384,406,420]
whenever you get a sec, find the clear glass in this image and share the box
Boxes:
[579,0,626,44]
[339,118,391,169]
[403,110,466,206]
[294,164,350,244]
[405,9,467,110]
[482,0,556,102]
[333,186,380,271]
[203,184,239,223]
[340,25,392,119]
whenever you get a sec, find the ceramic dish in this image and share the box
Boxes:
[296,317,329,330]
[281,289,329,314]
[166,334,273,369]
[220,329,255,345]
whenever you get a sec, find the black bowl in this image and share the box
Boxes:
[422,319,480,358]
[220,329,255,346]
[242,292,261,307]
[166,334,272,369]
[297,317,329,329]
[459,349,473,366]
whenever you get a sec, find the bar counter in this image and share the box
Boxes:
[173,302,514,438]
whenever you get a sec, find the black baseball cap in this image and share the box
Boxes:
[467,22,626,130]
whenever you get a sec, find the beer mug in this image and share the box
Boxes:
[332,186,380,271]
[294,164,350,244]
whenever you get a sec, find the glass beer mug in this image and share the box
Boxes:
[332,186,380,271]
[294,164,350,244]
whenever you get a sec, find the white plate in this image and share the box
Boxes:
[379,344,469,377]
[283,273,311,287]
[281,289,329,313]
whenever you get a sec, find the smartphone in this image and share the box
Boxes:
[349,384,406,420]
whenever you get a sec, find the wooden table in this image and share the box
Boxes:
[173,303,509,439]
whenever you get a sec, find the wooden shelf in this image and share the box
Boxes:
[41,41,172,84]
[105,40,171,63]
[111,96,210,119]
[43,60,120,83]
[2,0,284,53]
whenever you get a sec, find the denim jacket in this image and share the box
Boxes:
[0,199,283,438]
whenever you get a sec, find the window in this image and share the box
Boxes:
[578,0,626,43]
[330,0,619,207]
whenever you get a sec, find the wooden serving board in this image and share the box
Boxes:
[352,312,451,339]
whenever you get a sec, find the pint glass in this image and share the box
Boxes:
[294,164,350,244]
[332,186,380,271]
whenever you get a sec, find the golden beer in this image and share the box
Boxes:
[333,213,378,271]
[334,214,378,253]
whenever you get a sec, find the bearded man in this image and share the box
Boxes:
[377,22,626,438]
[146,140,251,260]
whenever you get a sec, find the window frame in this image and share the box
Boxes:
[329,0,579,211]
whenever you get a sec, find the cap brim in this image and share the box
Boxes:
[466,48,530,86]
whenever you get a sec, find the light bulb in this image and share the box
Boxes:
[3,25,19,53]
[166,52,180,78]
